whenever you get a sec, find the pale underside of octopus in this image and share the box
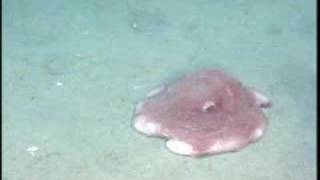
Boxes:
[133,69,271,157]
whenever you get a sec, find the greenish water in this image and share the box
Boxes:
[3,0,316,179]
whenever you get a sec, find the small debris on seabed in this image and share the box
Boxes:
[132,23,138,29]
[56,81,63,86]
[26,146,39,156]
[133,85,143,90]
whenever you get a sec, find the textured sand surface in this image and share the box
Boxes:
[3,0,316,179]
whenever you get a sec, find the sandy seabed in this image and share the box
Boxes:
[3,0,316,179]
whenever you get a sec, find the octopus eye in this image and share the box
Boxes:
[201,101,216,112]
